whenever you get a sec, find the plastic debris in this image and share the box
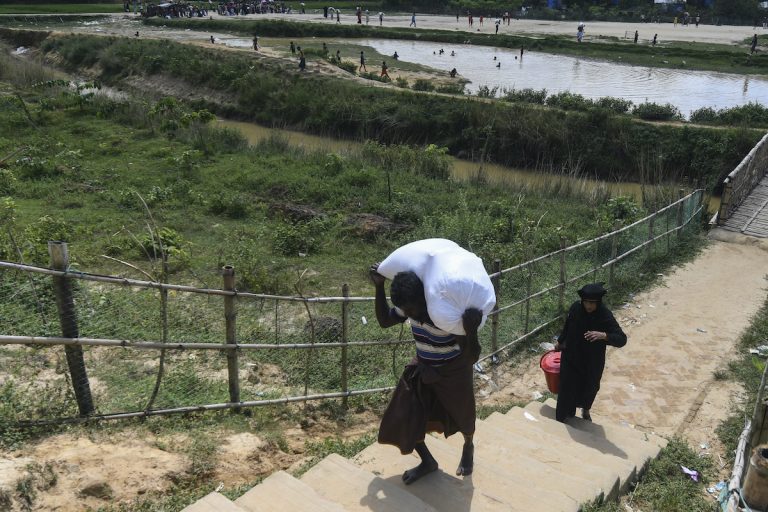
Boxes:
[473,362,485,373]
[215,482,224,492]
[749,345,768,356]
[531,391,544,400]
[680,465,699,482]
[540,341,555,352]
[490,354,500,365]
[361,316,368,325]
[14,46,29,54]
[700,443,709,450]
[628,383,636,392]
[523,411,538,422]
[648,304,655,308]
[696,328,708,333]
[707,481,726,494]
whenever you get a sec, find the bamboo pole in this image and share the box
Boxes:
[490,259,501,356]
[677,189,685,237]
[341,283,349,410]
[15,387,397,427]
[647,215,655,261]
[609,221,620,291]
[48,241,94,417]
[524,263,532,334]
[0,335,409,350]
[558,237,566,312]
[223,266,241,412]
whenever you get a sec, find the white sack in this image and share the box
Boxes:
[377,238,496,335]
[376,238,459,280]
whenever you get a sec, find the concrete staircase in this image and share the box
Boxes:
[181,398,667,512]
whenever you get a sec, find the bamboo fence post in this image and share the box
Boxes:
[490,259,501,356]
[647,215,655,262]
[676,189,685,238]
[48,241,94,416]
[592,238,600,282]
[609,221,620,291]
[524,262,533,334]
[558,237,566,312]
[341,283,349,410]
[223,266,241,412]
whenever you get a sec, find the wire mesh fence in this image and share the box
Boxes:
[0,190,705,425]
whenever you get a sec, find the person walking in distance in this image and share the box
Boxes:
[369,265,483,484]
[410,11,416,27]
[634,30,638,44]
[359,50,367,72]
[380,61,390,79]
[554,283,627,423]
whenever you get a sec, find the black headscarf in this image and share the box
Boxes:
[577,282,607,302]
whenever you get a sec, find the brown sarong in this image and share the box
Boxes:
[378,353,476,455]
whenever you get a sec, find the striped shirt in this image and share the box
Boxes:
[391,307,461,365]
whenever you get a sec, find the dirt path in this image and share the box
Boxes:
[479,235,768,480]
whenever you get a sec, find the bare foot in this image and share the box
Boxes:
[456,443,474,476]
[402,460,438,485]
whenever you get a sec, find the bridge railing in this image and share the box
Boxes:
[716,132,768,225]
[0,190,704,426]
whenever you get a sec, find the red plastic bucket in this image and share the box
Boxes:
[539,350,561,394]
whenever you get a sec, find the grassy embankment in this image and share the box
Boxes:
[11,31,757,185]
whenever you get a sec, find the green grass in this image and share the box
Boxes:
[582,437,716,512]
[0,4,124,14]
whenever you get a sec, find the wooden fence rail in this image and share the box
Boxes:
[0,190,705,425]
[716,132,768,225]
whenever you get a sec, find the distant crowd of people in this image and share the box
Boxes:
[140,1,296,18]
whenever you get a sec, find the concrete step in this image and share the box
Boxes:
[181,492,247,512]
[525,400,665,475]
[438,418,614,505]
[490,408,638,493]
[355,437,580,512]
[533,399,668,450]
[234,470,348,512]
[300,453,437,512]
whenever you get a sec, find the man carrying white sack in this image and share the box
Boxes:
[368,262,484,485]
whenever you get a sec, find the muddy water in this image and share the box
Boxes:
[220,119,646,199]
[358,39,768,116]
[44,17,768,117]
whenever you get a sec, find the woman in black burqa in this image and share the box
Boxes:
[554,283,627,422]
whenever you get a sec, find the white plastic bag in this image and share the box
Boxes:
[377,239,496,335]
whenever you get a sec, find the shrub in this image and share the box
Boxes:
[207,192,250,219]
[545,91,593,111]
[436,83,465,95]
[359,71,390,83]
[689,107,718,124]
[337,60,357,74]
[394,76,409,88]
[594,97,633,114]
[272,221,320,255]
[412,79,435,92]
[476,85,499,98]
[0,169,16,195]
[503,88,547,104]
[633,102,682,121]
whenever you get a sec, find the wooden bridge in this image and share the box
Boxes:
[714,133,768,238]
